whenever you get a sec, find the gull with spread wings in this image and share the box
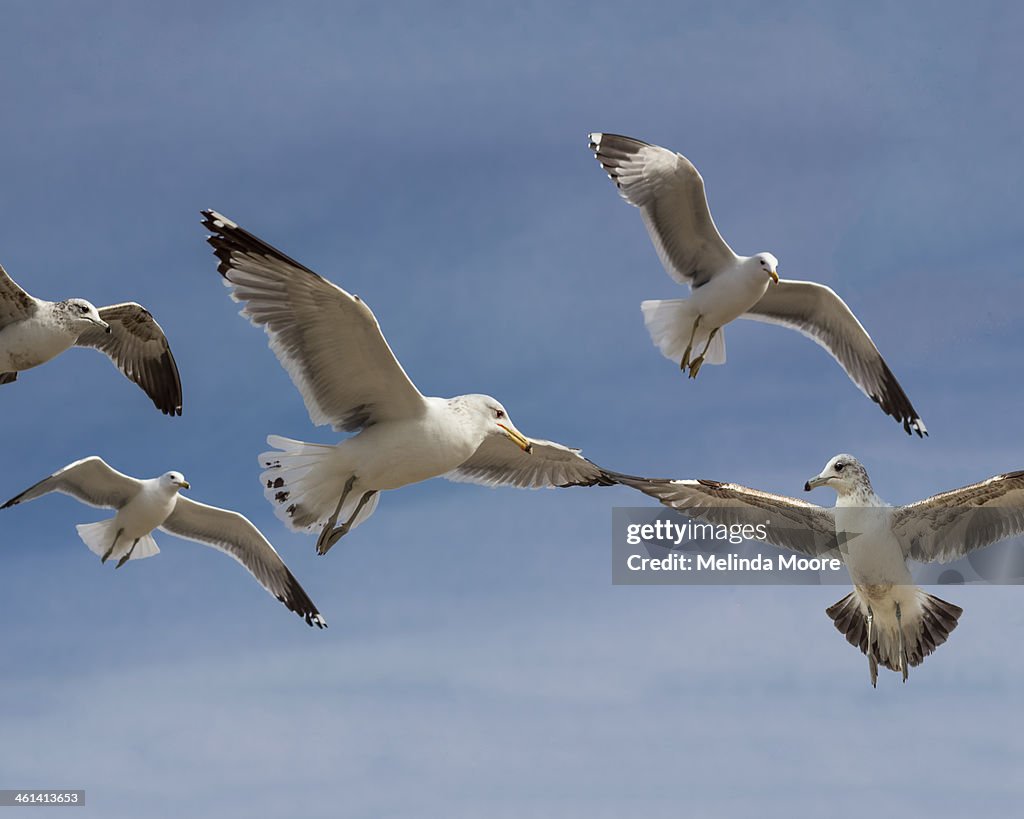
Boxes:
[617,455,1024,685]
[0,260,182,415]
[589,132,926,437]
[201,210,617,555]
[2,457,326,627]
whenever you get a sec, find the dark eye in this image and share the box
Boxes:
[835,463,845,472]
[78,304,88,313]
[495,409,505,419]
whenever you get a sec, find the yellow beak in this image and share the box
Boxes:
[498,423,533,454]
[177,481,191,490]
[770,270,780,284]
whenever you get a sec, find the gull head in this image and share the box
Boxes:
[460,394,533,454]
[159,471,191,492]
[61,299,111,333]
[752,253,780,284]
[804,454,871,497]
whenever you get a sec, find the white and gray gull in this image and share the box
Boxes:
[588,132,926,437]
[1,457,326,627]
[201,210,618,556]
[616,455,1024,686]
[0,259,182,415]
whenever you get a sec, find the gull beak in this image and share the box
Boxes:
[92,317,112,333]
[177,480,191,490]
[804,474,829,492]
[770,269,780,284]
[498,423,533,454]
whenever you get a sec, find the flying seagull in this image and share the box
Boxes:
[588,132,926,437]
[2,457,326,628]
[201,210,617,555]
[0,260,182,415]
[615,455,1024,686]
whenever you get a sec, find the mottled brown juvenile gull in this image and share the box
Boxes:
[616,455,1024,686]
[201,210,616,556]
[588,132,926,437]
[0,260,182,415]
[2,457,326,627]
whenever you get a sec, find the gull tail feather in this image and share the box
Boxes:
[826,589,962,677]
[261,435,381,534]
[75,521,160,562]
[641,299,726,366]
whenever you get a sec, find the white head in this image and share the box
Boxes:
[752,253,780,284]
[159,471,191,492]
[804,454,872,497]
[455,394,533,453]
[60,299,111,333]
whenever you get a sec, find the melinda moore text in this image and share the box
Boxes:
[626,552,842,572]
[625,519,769,546]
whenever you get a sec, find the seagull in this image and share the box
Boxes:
[0,260,182,415]
[616,455,1024,686]
[200,210,617,555]
[2,457,326,628]
[588,132,926,437]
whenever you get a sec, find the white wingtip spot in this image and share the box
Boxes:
[207,210,238,229]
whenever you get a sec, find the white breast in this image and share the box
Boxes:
[834,504,912,586]
[0,308,77,371]
[690,259,770,326]
[113,484,178,539]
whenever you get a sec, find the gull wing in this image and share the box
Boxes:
[447,435,616,489]
[0,261,37,330]
[589,133,737,288]
[1,457,141,510]
[615,474,839,558]
[202,211,428,432]
[161,496,326,628]
[892,470,1024,563]
[742,280,926,437]
[75,303,183,416]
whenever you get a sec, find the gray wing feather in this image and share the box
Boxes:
[892,471,1024,563]
[447,435,616,489]
[614,474,839,558]
[742,280,926,436]
[1,457,141,510]
[161,496,326,627]
[202,210,427,432]
[589,133,737,288]
[75,303,183,416]
[0,262,37,330]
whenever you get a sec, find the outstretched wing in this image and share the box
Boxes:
[892,470,1024,563]
[75,303,183,416]
[1,457,141,510]
[742,280,926,436]
[447,435,616,489]
[202,210,428,432]
[614,474,839,558]
[0,261,37,330]
[161,496,327,628]
[588,132,737,288]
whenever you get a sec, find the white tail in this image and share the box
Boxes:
[75,520,160,563]
[261,435,381,534]
[641,299,726,366]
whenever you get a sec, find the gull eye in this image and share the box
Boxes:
[495,409,505,419]
[835,463,845,472]
[78,304,88,313]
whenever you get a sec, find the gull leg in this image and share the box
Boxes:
[687,327,719,379]
[315,476,357,555]
[679,316,702,370]
[116,539,141,569]
[866,604,878,688]
[101,528,125,564]
[318,490,378,555]
[895,602,909,683]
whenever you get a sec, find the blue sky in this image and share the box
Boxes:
[2,1,1023,816]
